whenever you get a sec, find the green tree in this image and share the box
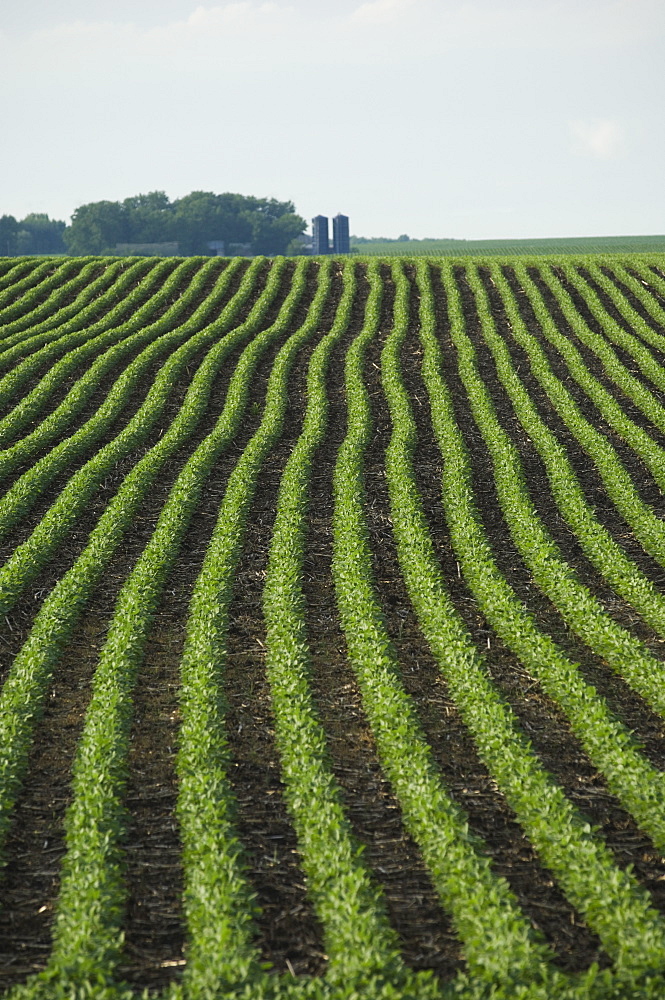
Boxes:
[172,191,305,256]
[63,201,128,254]
[0,216,18,255]
[250,211,306,255]
[122,191,174,243]
[242,197,305,256]
[172,191,251,255]
[62,189,306,256]
[19,213,66,254]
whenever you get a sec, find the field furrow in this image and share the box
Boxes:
[2,252,665,1000]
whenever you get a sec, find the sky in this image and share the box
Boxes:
[1,0,664,240]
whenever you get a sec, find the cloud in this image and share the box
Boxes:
[140,2,298,71]
[571,119,624,158]
[179,2,292,31]
[0,2,300,78]
[350,0,418,26]
[145,1,296,50]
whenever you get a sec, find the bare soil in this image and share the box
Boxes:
[2,257,665,993]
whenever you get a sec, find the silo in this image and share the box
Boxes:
[333,214,350,254]
[312,215,329,255]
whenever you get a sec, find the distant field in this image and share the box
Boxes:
[352,234,665,257]
[3,253,665,999]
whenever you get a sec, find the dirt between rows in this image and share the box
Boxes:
[0,260,95,341]
[0,258,183,453]
[2,258,665,991]
[479,267,665,755]
[425,263,665,910]
[0,258,298,989]
[0,258,234,500]
[0,260,273,678]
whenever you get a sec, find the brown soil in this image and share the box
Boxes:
[622,266,665,312]
[0,260,274,658]
[595,266,665,337]
[0,259,184,448]
[0,259,232,478]
[0,261,94,335]
[424,264,665,913]
[367,265,609,972]
[301,266,464,978]
[0,259,295,990]
[117,258,326,990]
[4,257,665,992]
[524,266,665,453]
[473,267,665,765]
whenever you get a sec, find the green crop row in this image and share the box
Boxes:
[329,260,563,993]
[514,268,665,489]
[0,258,139,357]
[0,258,88,328]
[611,262,665,331]
[0,258,101,335]
[0,256,252,595]
[262,260,410,990]
[503,266,665,714]
[0,256,300,883]
[535,264,665,436]
[488,263,665,573]
[0,261,240,479]
[19,258,317,998]
[381,259,665,983]
[173,260,338,998]
[579,263,665,351]
[3,254,665,999]
[0,260,167,363]
[562,261,665,359]
[0,260,163,377]
[447,262,665,716]
[509,263,665,491]
[425,262,665,847]
[0,257,185,415]
[0,258,176,448]
[463,263,665,637]
[0,259,45,299]
[633,261,665,303]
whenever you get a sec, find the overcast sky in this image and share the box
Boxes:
[1,0,663,239]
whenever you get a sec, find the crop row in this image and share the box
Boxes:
[0,256,170,431]
[2,254,665,1000]
[380,261,665,992]
[0,256,295,864]
[25,256,316,995]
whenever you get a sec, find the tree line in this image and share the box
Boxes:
[0,190,306,257]
[0,214,66,256]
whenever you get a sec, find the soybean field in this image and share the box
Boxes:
[1,253,665,999]
[352,235,665,258]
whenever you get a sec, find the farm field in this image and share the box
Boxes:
[352,235,665,257]
[1,253,665,998]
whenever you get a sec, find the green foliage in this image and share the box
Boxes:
[502,262,665,713]
[0,213,66,256]
[2,252,665,999]
[38,258,307,993]
[350,236,665,257]
[0,256,278,871]
[0,258,159,452]
[0,258,96,332]
[383,259,665,973]
[331,261,558,990]
[263,260,406,984]
[16,213,67,255]
[175,259,332,996]
[63,190,306,257]
[64,201,129,255]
